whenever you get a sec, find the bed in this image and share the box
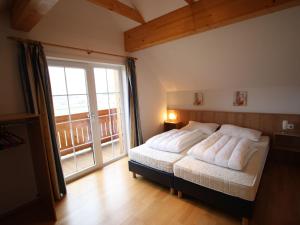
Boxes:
[173,134,270,224]
[128,122,219,193]
[128,145,188,193]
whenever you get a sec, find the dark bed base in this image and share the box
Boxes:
[174,176,254,219]
[128,160,252,224]
[128,160,174,189]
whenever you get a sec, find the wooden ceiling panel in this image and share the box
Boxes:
[124,0,300,52]
[11,0,59,32]
[185,0,195,5]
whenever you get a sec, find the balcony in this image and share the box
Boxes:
[55,109,124,176]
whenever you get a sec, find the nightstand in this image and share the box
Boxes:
[273,132,300,152]
[272,132,300,163]
[164,121,183,132]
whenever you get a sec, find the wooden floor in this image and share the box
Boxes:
[1,156,300,225]
[55,158,241,225]
[251,157,300,225]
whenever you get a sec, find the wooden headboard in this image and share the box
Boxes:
[168,109,300,136]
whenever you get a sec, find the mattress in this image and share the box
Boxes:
[128,144,187,173]
[174,136,270,201]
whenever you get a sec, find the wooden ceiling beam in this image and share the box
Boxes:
[185,0,195,5]
[125,0,300,52]
[11,0,59,32]
[88,0,145,24]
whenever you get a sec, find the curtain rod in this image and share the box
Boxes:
[7,36,137,60]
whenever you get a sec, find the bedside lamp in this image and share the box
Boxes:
[168,112,177,122]
[164,111,182,131]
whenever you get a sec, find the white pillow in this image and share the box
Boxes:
[219,124,262,142]
[181,121,219,135]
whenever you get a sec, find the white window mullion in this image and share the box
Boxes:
[86,64,103,167]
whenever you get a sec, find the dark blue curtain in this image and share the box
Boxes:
[18,42,66,199]
[126,58,143,147]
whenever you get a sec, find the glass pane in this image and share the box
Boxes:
[96,94,109,110]
[76,149,95,171]
[56,122,73,150]
[69,95,89,114]
[72,119,95,171]
[112,113,124,158]
[65,68,87,94]
[102,143,113,163]
[49,66,66,95]
[112,140,123,158]
[56,122,76,176]
[72,119,93,147]
[52,96,69,116]
[107,69,120,93]
[98,115,111,143]
[61,154,76,177]
[108,93,121,112]
[110,114,119,136]
[94,68,107,93]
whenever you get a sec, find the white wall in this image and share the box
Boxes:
[134,56,167,140]
[168,87,300,114]
[132,6,300,115]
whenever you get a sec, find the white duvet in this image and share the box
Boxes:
[188,132,258,170]
[146,129,206,153]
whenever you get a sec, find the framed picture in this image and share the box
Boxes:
[193,92,203,106]
[233,91,247,106]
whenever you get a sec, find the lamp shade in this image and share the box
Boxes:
[168,112,177,121]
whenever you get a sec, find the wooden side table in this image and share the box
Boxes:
[272,132,300,163]
[164,121,183,132]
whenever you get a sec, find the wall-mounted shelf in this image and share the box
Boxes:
[0,113,39,124]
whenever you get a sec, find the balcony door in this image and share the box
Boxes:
[48,60,128,181]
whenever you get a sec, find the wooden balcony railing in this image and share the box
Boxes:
[55,109,119,156]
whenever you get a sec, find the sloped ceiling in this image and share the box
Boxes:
[3,0,300,92]
[3,0,189,44]
[43,0,188,32]
[1,0,191,57]
[26,0,139,54]
[131,6,300,91]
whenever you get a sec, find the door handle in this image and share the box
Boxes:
[89,113,96,120]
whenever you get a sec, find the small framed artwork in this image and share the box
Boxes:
[233,91,247,106]
[193,92,203,106]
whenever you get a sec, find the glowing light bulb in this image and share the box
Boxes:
[168,112,177,121]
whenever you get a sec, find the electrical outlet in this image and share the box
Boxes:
[287,124,294,130]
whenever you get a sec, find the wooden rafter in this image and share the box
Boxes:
[125,0,300,52]
[185,0,195,5]
[11,0,59,32]
[88,0,145,24]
